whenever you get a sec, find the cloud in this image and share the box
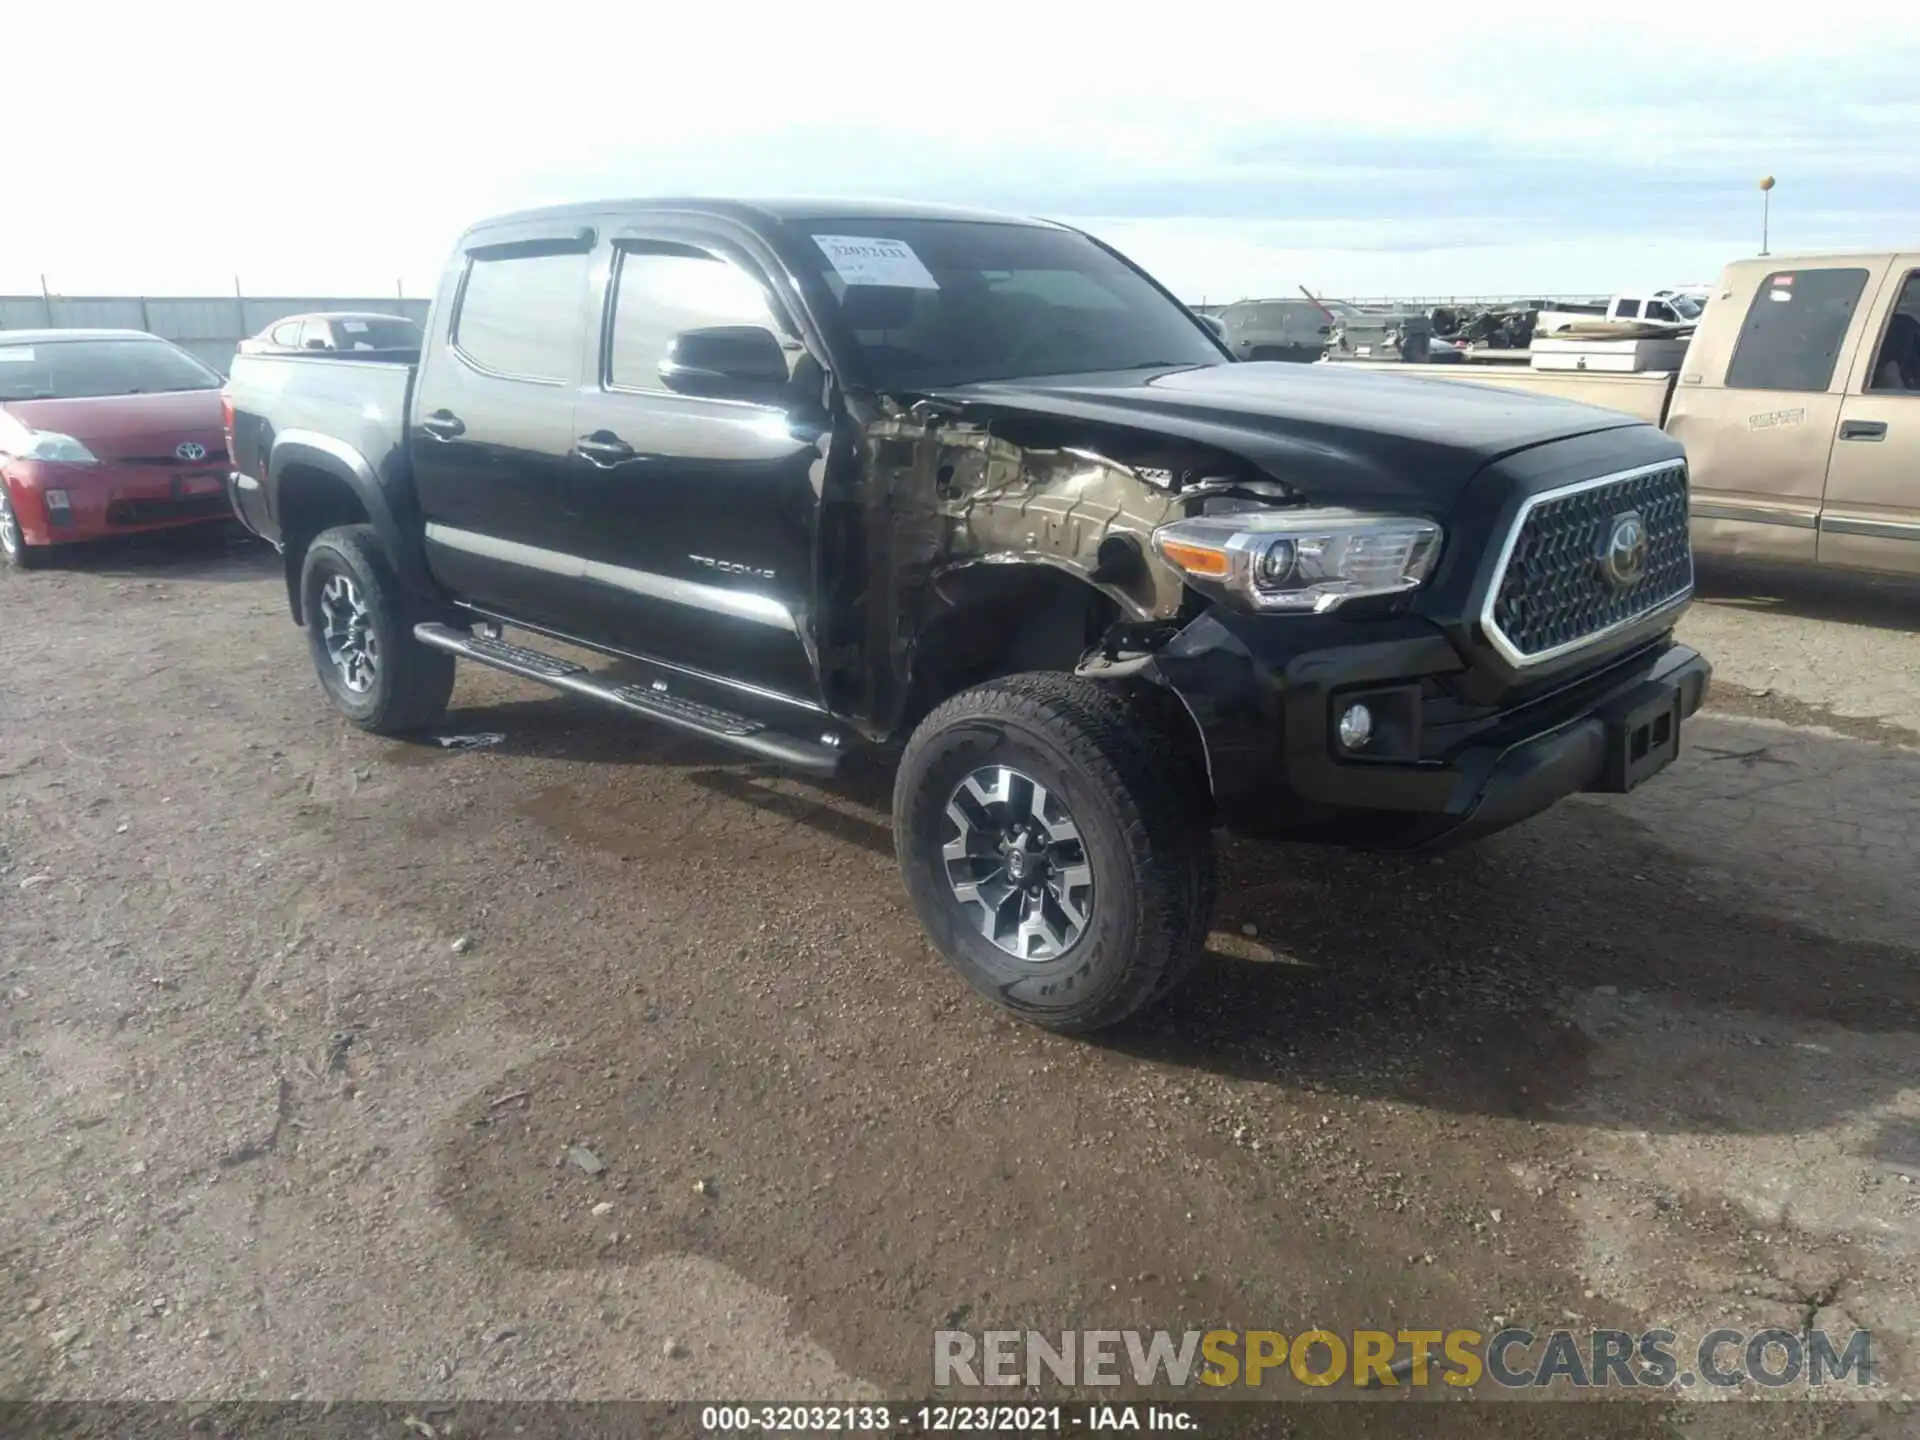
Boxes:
[3,0,1916,298]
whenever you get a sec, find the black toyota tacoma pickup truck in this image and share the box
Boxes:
[223,198,1710,1032]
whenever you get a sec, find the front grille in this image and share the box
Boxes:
[106,494,232,527]
[1485,461,1692,663]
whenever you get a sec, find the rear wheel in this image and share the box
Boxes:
[299,524,454,734]
[0,483,50,570]
[894,673,1216,1032]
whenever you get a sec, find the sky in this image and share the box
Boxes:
[6,1,1917,303]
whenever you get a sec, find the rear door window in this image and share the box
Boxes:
[1725,268,1869,392]
[453,248,590,382]
[298,320,334,351]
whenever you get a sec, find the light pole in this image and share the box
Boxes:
[1759,175,1775,256]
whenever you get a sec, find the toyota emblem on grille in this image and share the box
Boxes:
[1598,510,1648,590]
[175,441,208,462]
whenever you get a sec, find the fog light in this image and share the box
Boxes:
[1337,703,1374,750]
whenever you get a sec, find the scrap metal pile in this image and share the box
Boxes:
[1429,303,1544,351]
[1214,290,1702,364]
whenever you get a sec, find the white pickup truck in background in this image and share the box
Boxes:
[1352,250,1920,580]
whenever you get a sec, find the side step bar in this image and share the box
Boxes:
[413,623,843,775]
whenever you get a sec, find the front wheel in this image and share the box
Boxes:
[893,673,1216,1032]
[0,482,51,570]
[299,524,455,734]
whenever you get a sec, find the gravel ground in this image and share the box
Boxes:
[1,530,1915,1437]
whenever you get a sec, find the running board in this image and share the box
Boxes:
[413,623,843,774]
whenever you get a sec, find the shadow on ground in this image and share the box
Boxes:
[381,692,751,771]
[420,690,1920,1103]
[1104,795,1918,1119]
[13,522,278,584]
[385,692,901,849]
[1695,557,1920,633]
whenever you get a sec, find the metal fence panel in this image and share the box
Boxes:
[0,297,55,329]
[44,297,147,329]
[145,298,248,340]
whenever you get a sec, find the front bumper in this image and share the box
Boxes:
[4,458,234,545]
[1138,607,1711,850]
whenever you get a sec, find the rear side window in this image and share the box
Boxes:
[607,246,786,393]
[1725,268,1869,392]
[337,316,419,349]
[269,321,302,346]
[1616,300,1642,319]
[454,248,589,382]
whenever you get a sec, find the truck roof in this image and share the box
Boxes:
[464,197,1068,241]
[1718,249,1916,280]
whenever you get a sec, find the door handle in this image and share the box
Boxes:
[421,411,465,441]
[575,432,636,466]
[1839,419,1887,442]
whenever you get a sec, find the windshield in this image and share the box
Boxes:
[0,337,222,400]
[781,219,1225,388]
[1670,295,1704,320]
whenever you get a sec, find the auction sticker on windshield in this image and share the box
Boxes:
[813,235,939,289]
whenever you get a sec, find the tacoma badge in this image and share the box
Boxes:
[689,554,777,581]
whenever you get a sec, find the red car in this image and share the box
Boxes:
[0,329,231,570]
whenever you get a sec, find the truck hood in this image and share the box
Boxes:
[4,390,226,463]
[932,361,1645,508]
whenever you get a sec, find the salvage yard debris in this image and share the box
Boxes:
[434,733,505,751]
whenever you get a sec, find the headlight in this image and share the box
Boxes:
[19,431,99,464]
[1152,508,1442,613]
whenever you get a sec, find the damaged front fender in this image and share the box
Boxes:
[928,424,1189,623]
[851,394,1277,740]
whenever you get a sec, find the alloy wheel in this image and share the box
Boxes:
[318,573,379,694]
[941,764,1094,960]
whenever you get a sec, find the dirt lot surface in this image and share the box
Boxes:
[2,532,1916,1437]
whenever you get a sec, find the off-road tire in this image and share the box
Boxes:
[0,483,51,570]
[894,672,1216,1032]
[299,524,454,734]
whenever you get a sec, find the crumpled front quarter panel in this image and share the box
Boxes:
[932,425,1188,621]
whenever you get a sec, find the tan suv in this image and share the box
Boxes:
[1363,252,1920,578]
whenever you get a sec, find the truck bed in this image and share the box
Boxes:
[225,351,416,548]
[1323,360,1675,427]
